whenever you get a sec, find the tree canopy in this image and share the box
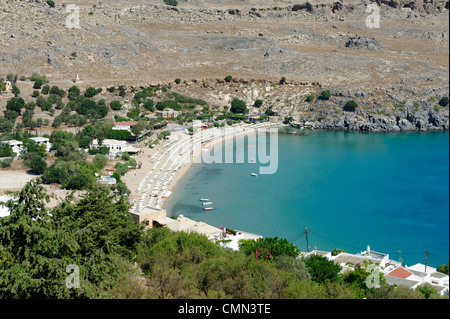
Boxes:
[230,98,248,114]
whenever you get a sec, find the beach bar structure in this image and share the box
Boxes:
[130,205,168,228]
[91,139,127,155]
[154,215,223,242]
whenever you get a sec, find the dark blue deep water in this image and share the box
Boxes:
[165,130,449,267]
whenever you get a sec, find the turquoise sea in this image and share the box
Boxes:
[165,129,449,267]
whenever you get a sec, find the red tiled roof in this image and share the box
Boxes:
[386,267,413,279]
[114,121,137,126]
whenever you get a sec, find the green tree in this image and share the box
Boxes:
[12,85,20,97]
[110,101,122,111]
[254,99,263,108]
[143,99,155,112]
[0,117,15,132]
[303,254,342,284]
[224,76,233,83]
[33,78,44,89]
[305,94,315,103]
[416,283,441,299]
[230,98,247,114]
[66,174,92,190]
[24,153,47,174]
[84,87,99,98]
[0,179,144,298]
[0,144,16,157]
[41,85,50,95]
[437,263,449,275]
[93,154,108,170]
[6,97,25,115]
[239,237,300,261]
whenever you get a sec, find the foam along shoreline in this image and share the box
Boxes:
[124,122,278,214]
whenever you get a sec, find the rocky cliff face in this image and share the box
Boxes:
[0,0,448,132]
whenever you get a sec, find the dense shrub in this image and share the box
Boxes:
[305,94,315,103]
[110,101,122,111]
[319,90,331,100]
[230,98,247,114]
[439,96,449,107]
[343,100,358,112]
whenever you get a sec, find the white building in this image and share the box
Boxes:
[1,140,24,156]
[99,176,117,185]
[300,245,449,296]
[112,121,137,132]
[29,137,52,152]
[91,139,127,155]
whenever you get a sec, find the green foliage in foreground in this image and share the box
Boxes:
[0,179,143,298]
[0,180,447,299]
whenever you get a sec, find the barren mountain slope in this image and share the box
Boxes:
[0,0,448,131]
[0,0,448,92]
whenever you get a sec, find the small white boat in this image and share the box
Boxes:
[251,173,258,177]
[200,198,209,201]
[202,202,213,206]
[204,207,214,211]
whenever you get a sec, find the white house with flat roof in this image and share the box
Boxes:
[91,139,127,155]
[29,137,51,152]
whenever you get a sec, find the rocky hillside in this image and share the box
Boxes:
[0,0,448,131]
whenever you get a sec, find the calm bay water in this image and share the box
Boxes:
[165,129,449,267]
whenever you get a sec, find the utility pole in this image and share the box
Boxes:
[305,227,309,253]
[399,250,402,265]
[425,251,428,273]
